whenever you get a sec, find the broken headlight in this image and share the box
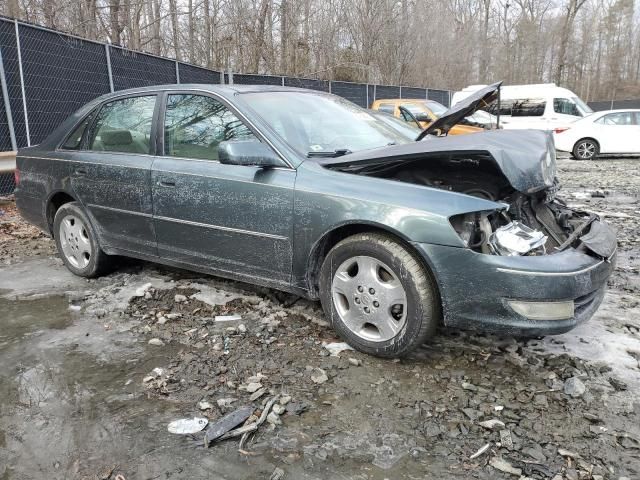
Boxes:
[449,212,493,253]
[489,221,547,256]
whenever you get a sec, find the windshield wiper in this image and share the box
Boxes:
[307,148,352,158]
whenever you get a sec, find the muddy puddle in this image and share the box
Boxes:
[0,296,72,342]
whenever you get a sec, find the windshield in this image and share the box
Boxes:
[371,111,421,138]
[572,96,593,116]
[241,92,412,156]
[425,101,448,116]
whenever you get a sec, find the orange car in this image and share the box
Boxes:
[370,99,483,135]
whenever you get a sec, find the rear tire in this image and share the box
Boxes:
[572,138,599,160]
[319,232,440,358]
[53,202,111,278]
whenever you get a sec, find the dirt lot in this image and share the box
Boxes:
[1,157,639,480]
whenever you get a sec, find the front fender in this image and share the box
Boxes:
[291,161,502,290]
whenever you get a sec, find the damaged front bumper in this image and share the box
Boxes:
[414,220,616,336]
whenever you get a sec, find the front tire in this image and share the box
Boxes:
[53,202,111,278]
[572,138,599,160]
[319,232,440,358]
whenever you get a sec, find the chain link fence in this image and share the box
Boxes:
[0,15,454,195]
[588,99,640,111]
[0,173,14,196]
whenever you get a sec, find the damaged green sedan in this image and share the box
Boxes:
[15,82,616,357]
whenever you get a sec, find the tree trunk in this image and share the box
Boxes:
[110,0,122,45]
[169,0,182,60]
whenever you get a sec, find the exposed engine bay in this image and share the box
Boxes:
[329,152,615,259]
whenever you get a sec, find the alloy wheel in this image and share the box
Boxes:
[576,141,596,159]
[59,214,92,269]
[331,255,408,342]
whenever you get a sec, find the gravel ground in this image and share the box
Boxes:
[0,157,639,480]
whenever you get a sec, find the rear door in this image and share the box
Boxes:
[66,94,158,256]
[151,92,295,283]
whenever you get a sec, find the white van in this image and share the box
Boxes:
[452,83,593,131]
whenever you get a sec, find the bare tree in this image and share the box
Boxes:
[1,0,639,100]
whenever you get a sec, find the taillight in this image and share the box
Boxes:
[554,127,570,134]
[14,167,20,185]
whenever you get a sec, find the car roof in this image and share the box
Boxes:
[95,83,322,102]
[592,109,640,114]
[373,99,433,104]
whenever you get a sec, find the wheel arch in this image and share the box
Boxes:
[45,190,77,235]
[305,221,442,300]
[573,137,600,158]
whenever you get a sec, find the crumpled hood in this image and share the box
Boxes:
[318,129,556,194]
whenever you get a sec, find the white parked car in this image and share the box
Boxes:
[453,84,592,131]
[553,109,640,160]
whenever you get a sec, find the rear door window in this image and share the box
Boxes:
[596,112,635,125]
[88,95,156,154]
[61,110,96,150]
[163,94,256,161]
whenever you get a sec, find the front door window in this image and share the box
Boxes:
[164,94,256,161]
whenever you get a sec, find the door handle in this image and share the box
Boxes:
[73,168,88,176]
[157,179,176,187]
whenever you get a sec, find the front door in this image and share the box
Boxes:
[68,94,158,256]
[151,92,295,284]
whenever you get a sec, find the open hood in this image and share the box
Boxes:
[318,129,556,194]
[417,81,502,140]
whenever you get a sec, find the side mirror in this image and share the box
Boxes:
[415,113,432,123]
[218,140,283,167]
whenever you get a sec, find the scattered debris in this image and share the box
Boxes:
[167,417,208,435]
[245,382,263,393]
[558,448,581,459]
[249,388,267,401]
[203,406,255,446]
[148,338,165,346]
[323,341,354,356]
[198,400,214,411]
[216,398,237,408]
[608,376,628,391]
[489,457,522,476]
[469,443,491,460]
[499,429,514,450]
[310,368,328,384]
[269,467,285,480]
[564,377,586,397]
[215,314,242,322]
[478,419,505,430]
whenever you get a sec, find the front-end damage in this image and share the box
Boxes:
[319,129,617,334]
[320,129,616,262]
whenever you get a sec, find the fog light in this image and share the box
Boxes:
[507,300,574,320]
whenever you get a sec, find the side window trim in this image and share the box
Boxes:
[85,93,159,156]
[57,107,98,151]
